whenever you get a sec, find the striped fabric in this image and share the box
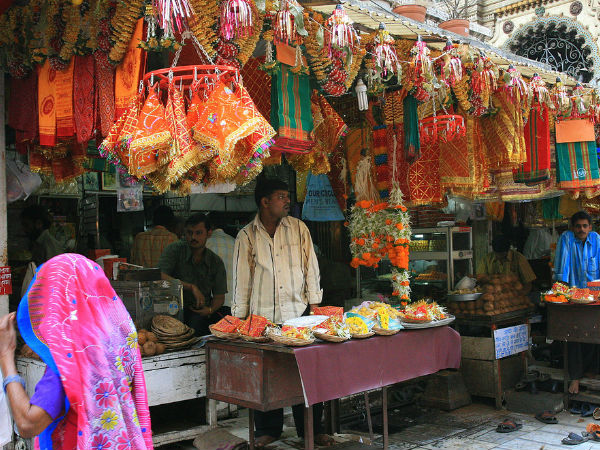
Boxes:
[556,140,600,190]
[130,226,178,268]
[231,215,322,323]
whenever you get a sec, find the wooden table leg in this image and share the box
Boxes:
[331,399,340,434]
[564,341,570,410]
[249,409,255,450]
[364,392,374,443]
[382,387,388,450]
[304,405,314,450]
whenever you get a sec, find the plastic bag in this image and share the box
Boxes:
[455,276,477,290]
[6,160,41,203]
[301,172,345,221]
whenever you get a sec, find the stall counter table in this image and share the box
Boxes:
[207,326,461,450]
[15,348,216,448]
[546,302,600,405]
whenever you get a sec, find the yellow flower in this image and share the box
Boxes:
[100,409,119,430]
[126,331,138,349]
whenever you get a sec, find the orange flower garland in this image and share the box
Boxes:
[348,186,412,301]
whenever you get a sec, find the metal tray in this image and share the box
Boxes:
[447,293,482,302]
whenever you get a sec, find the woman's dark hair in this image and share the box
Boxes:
[185,213,210,229]
[571,210,592,227]
[254,178,288,207]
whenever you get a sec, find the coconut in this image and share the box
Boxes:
[143,341,157,357]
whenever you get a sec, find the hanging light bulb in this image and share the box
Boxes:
[355,78,368,111]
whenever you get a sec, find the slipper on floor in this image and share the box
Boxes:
[496,420,523,433]
[571,403,583,415]
[594,407,600,420]
[583,431,600,442]
[535,411,558,424]
[582,403,594,418]
[562,432,590,445]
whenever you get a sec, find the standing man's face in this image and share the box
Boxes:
[573,219,592,242]
[185,222,211,250]
[263,190,290,219]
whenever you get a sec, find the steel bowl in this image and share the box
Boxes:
[447,292,482,302]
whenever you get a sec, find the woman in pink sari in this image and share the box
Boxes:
[0,254,153,450]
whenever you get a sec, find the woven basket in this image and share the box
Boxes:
[401,317,432,324]
[314,332,348,343]
[152,315,188,335]
[351,332,375,339]
[209,325,239,340]
[163,337,202,350]
[270,334,314,347]
[568,297,596,304]
[373,327,401,336]
[239,334,271,343]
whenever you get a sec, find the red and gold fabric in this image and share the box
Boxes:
[513,107,551,184]
[407,142,442,206]
[8,73,38,154]
[38,61,57,147]
[128,87,172,178]
[94,52,115,137]
[73,55,96,144]
[481,91,526,172]
[55,58,75,139]
[114,18,145,120]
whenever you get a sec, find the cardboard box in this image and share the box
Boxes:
[89,249,112,260]
[103,258,126,280]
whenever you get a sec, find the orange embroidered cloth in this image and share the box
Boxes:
[38,61,56,146]
[114,19,145,119]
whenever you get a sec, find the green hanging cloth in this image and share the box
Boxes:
[403,94,420,163]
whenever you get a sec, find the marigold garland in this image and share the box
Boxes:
[108,0,144,64]
[188,0,219,60]
[347,185,412,301]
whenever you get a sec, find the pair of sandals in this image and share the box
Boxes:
[496,419,523,433]
[570,402,600,419]
[562,431,600,445]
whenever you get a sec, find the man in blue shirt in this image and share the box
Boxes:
[554,211,600,393]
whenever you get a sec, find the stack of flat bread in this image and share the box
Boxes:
[151,315,200,351]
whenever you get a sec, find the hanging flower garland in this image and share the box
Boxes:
[438,39,462,88]
[347,185,412,302]
[551,77,572,118]
[373,23,400,78]
[399,36,434,102]
[466,51,498,116]
[188,0,219,60]
[304,9,365,96]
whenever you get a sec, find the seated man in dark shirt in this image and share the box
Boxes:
[159,213,227,336]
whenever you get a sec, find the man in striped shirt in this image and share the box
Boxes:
[232,177,332,447]
[130,205,178,268]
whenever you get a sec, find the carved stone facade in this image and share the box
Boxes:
[480,0,600,84]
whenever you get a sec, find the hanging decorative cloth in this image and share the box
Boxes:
[191,79,274,179]
[485,202,505,222]
[128,87,173,178]
[270,65,315,153]
[407,141,442,205]
[481,90,526,171]
[403,94,420,163]
[8,73,38,154]
[98,97,137,171]
[73,55,96,144]
[55,58,75,139]
[94,53,116,138]
[38,61,56,147]
[513,106,550,184]
[163,83,198,183]
[114,19,145,120]
[556,140,600,193]
[438,113,488,199]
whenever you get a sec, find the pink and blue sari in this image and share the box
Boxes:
[17,254,153,450]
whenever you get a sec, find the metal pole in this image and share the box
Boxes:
[0,74,7,317]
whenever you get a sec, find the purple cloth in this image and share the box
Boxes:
[293,326,461,406]
[30,367,65,420]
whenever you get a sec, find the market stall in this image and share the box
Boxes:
[207,326,461,450]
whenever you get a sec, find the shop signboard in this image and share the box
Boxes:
[493,324,528,359]
[0,267,12,295]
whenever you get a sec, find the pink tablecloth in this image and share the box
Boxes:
[293,326,461,406]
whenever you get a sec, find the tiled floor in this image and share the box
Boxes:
[160,402,600,449]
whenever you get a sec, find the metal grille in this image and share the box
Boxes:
[509,23,594,82]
